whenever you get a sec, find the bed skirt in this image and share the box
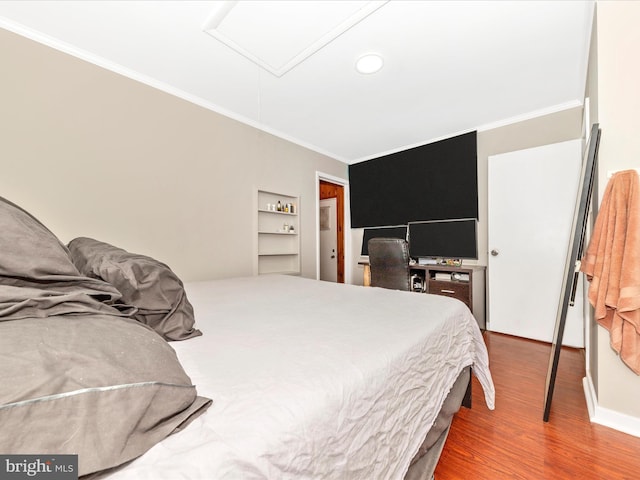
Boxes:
[405,366,471,480]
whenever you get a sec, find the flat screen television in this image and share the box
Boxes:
[408,218,477,260]
[361,225,407,256]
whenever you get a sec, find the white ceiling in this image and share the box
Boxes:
[0,0,595,164]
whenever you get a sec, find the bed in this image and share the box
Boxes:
[0,195,494,479]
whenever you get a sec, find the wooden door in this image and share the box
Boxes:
[319,180,344,283]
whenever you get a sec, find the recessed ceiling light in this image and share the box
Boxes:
[356,53,384,74]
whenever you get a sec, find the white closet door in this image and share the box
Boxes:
[488,139,584,347]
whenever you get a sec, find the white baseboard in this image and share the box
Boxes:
[583,375,640,438]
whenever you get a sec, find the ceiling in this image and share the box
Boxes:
[0,1,595,164]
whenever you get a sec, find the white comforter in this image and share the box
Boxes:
[104,275,494,480]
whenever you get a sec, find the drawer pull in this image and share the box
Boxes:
[441,289,456,294]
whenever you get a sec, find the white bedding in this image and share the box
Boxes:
[102,275,494,480]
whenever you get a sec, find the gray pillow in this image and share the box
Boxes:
[68,237,201,341]
[0,196,128,321]
[0,314,211,477]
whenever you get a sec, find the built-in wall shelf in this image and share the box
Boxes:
[256,189,300,275]
[257,209,297,216]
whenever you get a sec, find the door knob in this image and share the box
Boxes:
[491,249,499,256]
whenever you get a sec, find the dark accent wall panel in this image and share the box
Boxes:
[349,131,478,228]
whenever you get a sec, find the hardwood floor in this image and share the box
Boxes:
[434,332,640,480]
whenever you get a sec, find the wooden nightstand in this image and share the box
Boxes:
[410,264,486,330]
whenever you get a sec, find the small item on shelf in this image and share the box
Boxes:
[452,272,470,282]
[289,225,295,233]
[283,223,289,232]
[434,272,451,281]
[290,204,296,214]
[418,257,438,265]
[411,274,423,292]
[277,201,282,212]
[284,203,289,213]
[267,203,272,211]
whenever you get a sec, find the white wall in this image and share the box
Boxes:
[0,27,347,282]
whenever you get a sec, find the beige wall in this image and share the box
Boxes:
[590,0,640,420]
[0,27,347,282]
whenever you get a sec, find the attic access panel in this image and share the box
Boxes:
[202,0,388,77]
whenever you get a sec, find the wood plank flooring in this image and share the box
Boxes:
[434,332,640,480]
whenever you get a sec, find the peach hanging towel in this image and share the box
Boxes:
[581,169,640,374]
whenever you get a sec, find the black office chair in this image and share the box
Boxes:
[367,237,411,291]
